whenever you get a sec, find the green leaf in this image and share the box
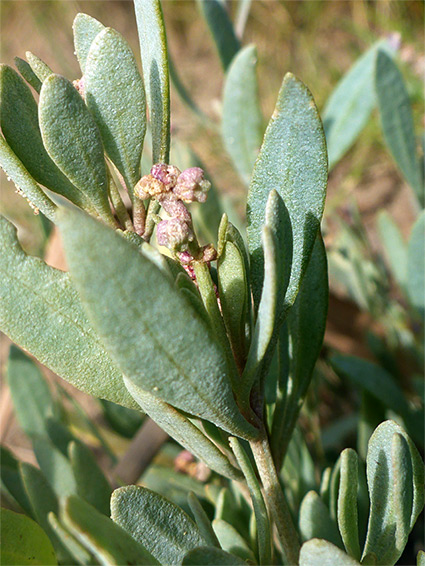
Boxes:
[39,74,114,224]
[300,539,361,566]
[197,0,240,70]
[418,550,425,566]
[222,44,262,185]
[0,447,33,516]
[187,492,221,549]
[407,210,425,314]
[377,211,407,292]
[125,381,242,481]
[33,438,77,499]
[362,420,425,565]
[247,72,327,311]
[111,485,206,566]
[26,51,53,82]
[376,50,423,206]
[212,519,257,563]
[48,513,93,566]
[14,56,42,93]
[85,27,146,191]
[0,217,135,409]
[0,508,57,565]
[99,399,143,439]
[337,449,361,561]
[62,495,158,565]
[45,418,76,456]
[58,206,257,440]
[69,441,111,516]
[299,491,343,548]
[0,65,88,210]
[72,13,105,74]
[323,39,394,169]
[183,547,247,565]
[7,346,54,438]
[0,136,57,222]
[133,0,170,163]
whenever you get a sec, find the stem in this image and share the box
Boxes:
[133,198,146,237]
[250,430,301,565]
[107,173,133,231]
[143,199,160,241]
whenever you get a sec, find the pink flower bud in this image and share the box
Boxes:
[151,163,181,190]
[73,77,85,98]
[156,218,194,252]
[173,167,211,203]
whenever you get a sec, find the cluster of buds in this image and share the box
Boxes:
[135,164,212,257]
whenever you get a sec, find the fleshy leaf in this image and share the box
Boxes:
[376,50,423,206]
[299,491,343,548]
[72,13,105,74]
[58,206,258,440]
[111,485,206,566]
[222,44,262,185]
[247,72,327,310]
[133,0,170,163]
[32,438,77,499]
[0,216,135,408]
[212,519,257,563]
[0,508,57,565]
[26,51,53,82]
[407,211,425,315]
[85,27,146,191]
[337,449,361,560]
[14,56,42,93]
[300,539,361,566]
[39,74,114,224]
[182,547,247,565]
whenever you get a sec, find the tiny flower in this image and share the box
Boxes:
[156,217,194,252]
[151,163,181,190]
[72,77,85,98]
[173,167,211,203]
[134,174,167,200]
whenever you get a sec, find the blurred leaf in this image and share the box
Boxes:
[197,0,240,70]
[133,0,170,163]
[99,399,143,438]
[72,13,105,73]
[111,485,206,565]
[14,56,42,93]
[85,27,146,191]
[222,44,262,186]
[7,346,54,438]
[299,491,343,548]
[407,210,425,314]
[212,519,257,563]
[0,217,135,409]
[183,546,247,565]
[0,447,32,516]
[45,418,76,457]
[62,495,158,565]
[69,441,111,516]
[362,420,425,565]
[376,50,423,206]
[25,51,52,82]
[377,211,407,292]
[48,513,93,566]
[323,39,394,169]
[126,380,242,480]
[168,54,206,123]
[33,438,77,499]
[247,72,327,310]
[337,449,361,561]
[0,138,57,222]
[187,492,221,549]
[300,539,361,566]
[58,206,257,440]
[418,550,425,566]
[39,74,114,225]
[0,65,88,210]
[0,508,57,565]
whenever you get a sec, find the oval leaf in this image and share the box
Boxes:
[85,27,146,190]
[25,51,53,82]
[58,206,258,440]
[72,13,105,74]
[247,72,327,311]
[14,56,42,93]
[300,539,361,566]
[337,449,361,560]
[299,491,343,548]
[407,211,425,315]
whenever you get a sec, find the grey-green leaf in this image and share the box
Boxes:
[197,0,240,71]
[14,56,42,93]
[85,27,146,191]
[222,44,262,185]
[26,52,53,82]
[32,438,77,499]
[300,539,361,566]
[377,211,407,292]
[126,380,242,481]
[247,72,327,311]
[187,492,221,549]
[48,513,93,566]
[323,39,394,169]
[362,420,425,565]
[299,491,343,548]
[39,74,114,224]
[111,485,206,566]
[212,519,257,563]
[183,547,248,565]
[407,210,425,314]
[376,50,423,206]
[133,0,170,163]
[62,495,159,565]
[337,449,361,560]
[72,13,105,74]
[0,216,135,409]
[58,206,257,440]
[0,136,57,222]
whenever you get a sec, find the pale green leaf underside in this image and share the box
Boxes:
[0,216,135,408]
[247,72,327,311]
[111,485,206,566]
[407,210,425,313]
[85,27,146,190]
[26,51,53,83]
[299,491,342,548]
[58,206,258,440]
[338,449,361,560]
[300,539,361,566]
[72,13,105,74]
[222,44,262,186]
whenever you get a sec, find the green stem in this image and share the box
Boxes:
[107,173,133,231]
[250,430,301,565]
[133,198,146,237]
[143,199,160,241]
